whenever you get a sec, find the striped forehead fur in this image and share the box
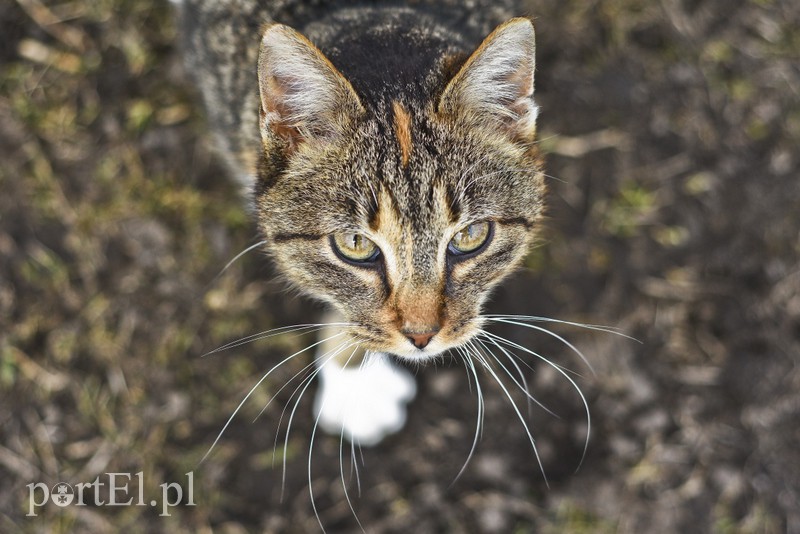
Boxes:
[392,101,413,167]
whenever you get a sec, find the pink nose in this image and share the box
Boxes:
[404,330,438,349]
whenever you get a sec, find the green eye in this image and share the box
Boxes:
[332,232,380,263]
[449,221,492,255]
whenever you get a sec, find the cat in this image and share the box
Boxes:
[176,0,546,447]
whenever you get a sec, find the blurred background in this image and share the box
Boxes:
[1,0,798,532]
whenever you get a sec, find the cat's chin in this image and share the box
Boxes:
[382,339,458,361]
[389,349,444,362]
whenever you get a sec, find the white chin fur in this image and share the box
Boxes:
[314,352,416,446]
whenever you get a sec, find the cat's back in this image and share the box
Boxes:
[179,0,518,38]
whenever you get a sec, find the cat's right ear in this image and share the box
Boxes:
[258,24,363,152]
[438,18,538,143]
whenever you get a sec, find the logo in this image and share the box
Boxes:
[51,482,74,507]
[27,472,195,517]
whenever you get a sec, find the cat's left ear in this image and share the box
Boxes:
[438,18,538,142]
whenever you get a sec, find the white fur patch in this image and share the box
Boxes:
[314,352,417,446]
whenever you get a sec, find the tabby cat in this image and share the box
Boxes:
[177,0,546,446]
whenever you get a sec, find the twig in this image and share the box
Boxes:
[15,0,90,52]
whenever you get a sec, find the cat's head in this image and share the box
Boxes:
[254,18,544,359]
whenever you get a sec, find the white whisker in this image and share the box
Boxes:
[203,323,351,357]
[366,177,379,210]
[492,339,534,416]
[481,330,592,472]
[281,340,355,497]
[351,438,361,496]
[468,338,549,487]
[305,341,364,533]
[308,380,327,533]
[462,347,486,441]
[485,317,596,376]
[255,358,318,424]
[337,346,367,533]
[271,360,326,467]
[540,172,567,184]
[201,239,267,295]
[199,331,348,465]
[461,164,560,193]
[475,337,560,419]
[214,240,266,280]
[450,347,484,486]
[485,314,637,339]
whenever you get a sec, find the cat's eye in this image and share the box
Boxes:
[449,221,492,256]
[331,232,381,263]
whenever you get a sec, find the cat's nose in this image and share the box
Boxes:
[404,328,439,349]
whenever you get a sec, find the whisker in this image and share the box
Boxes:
[198,331,348,465]
[540,172,568,184]
[350,442,367,490]
[308,379,327,533]
[450,347,484,486]
[275,367,322,494]
[304,341,363,533]
[255,357,319,425]
[485,314,638,339]
[203,323,351,357]
[474,337,560,419]
[201,239,267,295]
[473,337,534,415]
[519,133,559,148]
[270,359,329,468]
[462,351,475,393]
[484,317,596,376]
[481,330,592,472]
[213,239,266,281]
[366,177,379,211]
[339,430,366,531]
[351,438,361,496]
[462,346,486,441]
[461,165,564,193]
[353,355,369,495]
[456,153,493,200]
[281,340,355,497]
[337,346,367,533]
[273,346,341,444]
[468,338,549,487]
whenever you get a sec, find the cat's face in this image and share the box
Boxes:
[254,19,543,359]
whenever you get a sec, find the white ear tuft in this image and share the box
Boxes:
[439,18,538,141]
[258,24,363,150]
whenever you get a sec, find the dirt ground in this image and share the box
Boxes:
[1,0,799,532]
